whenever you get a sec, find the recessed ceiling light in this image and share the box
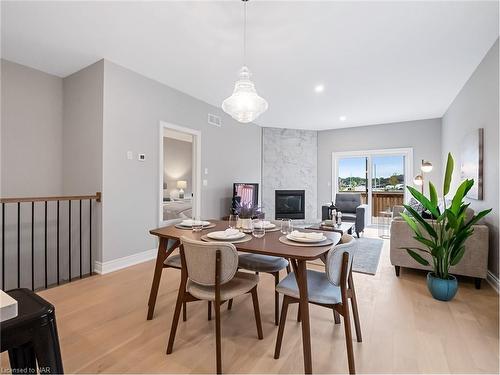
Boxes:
[314,84,325,93]
[339,116,347,121]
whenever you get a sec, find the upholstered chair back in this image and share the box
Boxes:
[180,237,239,286]
[325,234,358,286]
[335,193,362,214]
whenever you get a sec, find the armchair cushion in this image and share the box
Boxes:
[335,193,362,213]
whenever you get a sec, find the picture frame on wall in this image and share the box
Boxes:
[460,128,484,200]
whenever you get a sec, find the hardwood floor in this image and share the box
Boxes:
[3,228,499,373]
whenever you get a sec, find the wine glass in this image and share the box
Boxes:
[228,214,238,229]
[252,220,265,238]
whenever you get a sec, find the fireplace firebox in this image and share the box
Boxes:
[275,190,305,220]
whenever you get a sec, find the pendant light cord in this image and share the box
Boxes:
[243,0,247,66]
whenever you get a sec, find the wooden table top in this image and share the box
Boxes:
[150,220,341,260]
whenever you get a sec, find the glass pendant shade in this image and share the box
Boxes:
[222,66,268,123]
[421,161,433,173]
[413,174,424,186]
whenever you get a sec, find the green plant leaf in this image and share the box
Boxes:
[429,181,438,207]
[407,186,440,218]
[450,179,474,214]
[413,235,435,249]
[405,249,430,266]
[450,246,465,266]
[464,208,493,229]
[443,153,454,196]
[403,204,438,239]
[400,212,422,236]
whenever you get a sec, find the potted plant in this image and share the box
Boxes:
[235,202,261,233]
[400,153,491,301]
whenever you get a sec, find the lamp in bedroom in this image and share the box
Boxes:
[177,180,187,199]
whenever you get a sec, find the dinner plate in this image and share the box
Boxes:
[207,231,246,240]
[286,234,327,243]
[179,220,211,227]
[261,223,276,229]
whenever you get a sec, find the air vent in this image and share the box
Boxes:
[208,113,221,127]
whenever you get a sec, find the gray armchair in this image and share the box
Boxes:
[335,193,368,237]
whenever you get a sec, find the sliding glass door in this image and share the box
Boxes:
[333,149,413,224]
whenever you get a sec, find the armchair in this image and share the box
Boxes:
[334,193,368,238]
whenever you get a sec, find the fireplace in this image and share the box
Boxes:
[275,190,305,219]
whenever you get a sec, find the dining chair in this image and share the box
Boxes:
[273,234,362,374]
[237,254,290,325]
[166,237,263,374]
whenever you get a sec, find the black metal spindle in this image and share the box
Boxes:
[89,199,92,276]
[17,202,20,288]
[2,202,5,290]
[57,200,60,285]
[79,200,82,279]
[44,201,47,289]
[31,202,34,291]
[69,200,72,282]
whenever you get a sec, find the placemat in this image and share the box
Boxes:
[201,234,253,244]
[174,223,216,230]
[279,235,334,247]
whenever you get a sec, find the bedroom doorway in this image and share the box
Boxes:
[159,121,201,226]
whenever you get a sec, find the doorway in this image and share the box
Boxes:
[159,121,201,226]
[332,148,413,224]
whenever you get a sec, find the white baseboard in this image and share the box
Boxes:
[486,270,499,293]
[94,248,157,275]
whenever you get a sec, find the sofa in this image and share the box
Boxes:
[390,205,489,288]
[332,193,369,238]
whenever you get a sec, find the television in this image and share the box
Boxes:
[232,183,259,210]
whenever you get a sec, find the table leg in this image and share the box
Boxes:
[291,259,313,374]
[147,238,179,320]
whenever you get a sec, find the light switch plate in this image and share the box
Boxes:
[127,151,133,160]
[204,168,208,175]
[203,179,208,186]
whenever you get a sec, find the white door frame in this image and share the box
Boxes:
[332,147,414,224]
[159,121,202,226]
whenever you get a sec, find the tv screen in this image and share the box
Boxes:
[233,183,259,208]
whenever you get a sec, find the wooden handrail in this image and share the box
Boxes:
[0,192,101,204]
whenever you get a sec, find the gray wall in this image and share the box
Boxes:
[262,128,317,221]
[1,59,63,196]
[62,60,104,262]
[442,39,499,277]
[317,118,442,214]
[101,60,262,262]
[163,137,192,198]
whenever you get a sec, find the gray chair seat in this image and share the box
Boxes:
[276,269,341,305]
[187,271,259,301]
[341,213,356,221]
[238,254,288,273]
[164,254,181,269]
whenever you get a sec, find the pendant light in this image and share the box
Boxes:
[222,0,268,123]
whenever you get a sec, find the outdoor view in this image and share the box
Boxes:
[338,155,405,216]
[338,156,405,192]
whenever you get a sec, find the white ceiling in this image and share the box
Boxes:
[2,1,498,130]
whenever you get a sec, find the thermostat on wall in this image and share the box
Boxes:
[138,153,146,161]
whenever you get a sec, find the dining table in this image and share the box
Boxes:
[148,220,341,374]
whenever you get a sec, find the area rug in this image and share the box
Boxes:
[352,237,383,275]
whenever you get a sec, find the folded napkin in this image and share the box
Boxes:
[181,219,195,226]
[261,220,271,226]
[223,228,240,237]
[290,230,324,240]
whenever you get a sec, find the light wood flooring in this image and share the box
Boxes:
[2,228,499,373]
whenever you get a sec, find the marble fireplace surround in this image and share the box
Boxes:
[262,127,318,223]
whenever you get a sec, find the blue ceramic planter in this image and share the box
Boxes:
[426,273,458,301]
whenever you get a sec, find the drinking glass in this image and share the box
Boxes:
[281,219,293,235]
[252,220,265,238]
[192,219,203,232]
[228,214,238,229]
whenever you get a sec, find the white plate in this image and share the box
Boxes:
[255,222,275,229]
[207,231,246,240]
[286,234,327,243]
[180,220,211,227]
